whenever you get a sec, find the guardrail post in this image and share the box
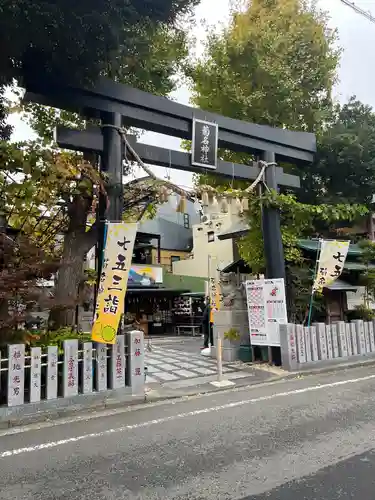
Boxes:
[82,342,93,394]
[296,324,306,363]
[111,334,125,389]
[30,347,41,403]
[7,344,25,407]
[279,324,298,371]
[336,322,348,358]
[96,343,107,392]
[315,323,327,360]
[352,320,366,354]
[128,330,145,396]
[63,339,78,398]
[47,345,58,400]
[309,326,318,361]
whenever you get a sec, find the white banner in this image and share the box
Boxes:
[245,278,288,346]
[313,240,350,292]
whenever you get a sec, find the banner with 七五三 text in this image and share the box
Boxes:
[91,222,138,344]
[313,240,350,292]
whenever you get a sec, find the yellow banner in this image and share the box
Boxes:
[313,240,350,292]
[91,222,138,344]
[208,256,222,323]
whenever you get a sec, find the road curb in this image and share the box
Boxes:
[290,357,375,377]
[2,357,374,431]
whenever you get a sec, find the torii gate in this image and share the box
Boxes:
[24,77,316,280]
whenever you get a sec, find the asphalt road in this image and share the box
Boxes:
[1,366,375,499]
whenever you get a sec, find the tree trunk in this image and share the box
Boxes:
[48,195,98,330]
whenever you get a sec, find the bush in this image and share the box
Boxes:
[347,304,375,322]
[29,327,92,352]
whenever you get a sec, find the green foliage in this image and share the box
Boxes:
[348,304,375,322]
[82,269,97,288]
[224,328,240,342]
[0,140,103,252]
[0,0,199,139]
[0,232,61,345]
[236,190,368,274]
[30,327,92,352]
[296,98,375,206]
[285,263,324,324]
[357,239,375,308]
[187,0,339,133]
[0,0,198,89]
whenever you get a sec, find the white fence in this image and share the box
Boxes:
[0,331,145,408]
[280,320,375,371]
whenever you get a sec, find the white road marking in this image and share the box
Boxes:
[1,373,375,459]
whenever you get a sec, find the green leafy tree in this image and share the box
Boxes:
[0,136,165,328]
[1,0,199,329]
[296,98,375,206]
[186,0,340,193]
[357,239,375,310]
[0,0,200,139]
[187,0,339,135]
[0,230,61,344]
[236,189,368,321]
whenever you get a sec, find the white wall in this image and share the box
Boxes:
[173,197,243,278]
[346,287,375,311]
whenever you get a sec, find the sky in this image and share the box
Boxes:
[7,0,375,188]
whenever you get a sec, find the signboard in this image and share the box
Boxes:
[245,278,288,346]
[63,339,78,398]
[47,345,58,400]
[92,222,137,344]
[30,347,41,403]
[208,256,222,323]
[191,118,218,169]
[111,334,125,389]
[7,344,25,407]
[82,342,93,394]
[313,240,350,292]
[128,265,163,286]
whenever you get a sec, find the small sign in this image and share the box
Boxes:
[345,323,353,356]
[83,342,93,394]
[337,322,348,358]
[304,327,312,362]
[129,330,145,396]
[316,323,327,360]
[369,322,375,352]
[191,118,218,169]
[96,344,107,392]
[331,324,339,358]
[350,322,358,355]
[63,339,78,398]
[296,325,306,363]
[354,320,366,354]
[111,334,125,389]
[30,347,42,403]
[326,325,333,359]
[310,326,319,361]
[245,278,288,347]
[7,344,25,407]
[47,345,58,400]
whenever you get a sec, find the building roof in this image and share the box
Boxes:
[298,239,364,256]
[324,279,357,292]
[217,220,249,241]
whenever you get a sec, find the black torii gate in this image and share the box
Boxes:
[24,77,316,280]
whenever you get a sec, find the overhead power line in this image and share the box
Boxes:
[340,0,375,23]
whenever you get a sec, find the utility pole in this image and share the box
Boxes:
[339,0,375,24]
